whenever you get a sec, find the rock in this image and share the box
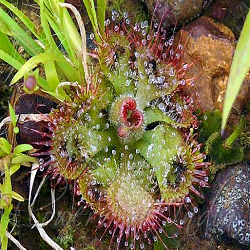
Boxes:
[205,163,250,246]
[143,0,213,30]
[12,93,57,148]
[177,16,250,112]
[14,93,57,115]
[204,0,250,38]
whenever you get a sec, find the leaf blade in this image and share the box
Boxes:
[13,144,33,155]
[0,50,23,70]
[11,154,37,164]
[0,8,43,56]
[222,10,250,131]
[8,103,17,127]
[0,138,11,154]
[11,52,57,85]
[11,191,24,202]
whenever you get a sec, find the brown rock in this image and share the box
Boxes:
[204,0,250,38]
[178,16,250,112]
[143,0,213,29]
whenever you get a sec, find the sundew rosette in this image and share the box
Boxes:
[16,11,209,249]
[77,124,209,249]
[78,158,180,249]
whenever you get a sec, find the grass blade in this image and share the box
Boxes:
[11,191,24,202]
[0,31,25,63]
[46,13,77,65]
[44,60,60,91]
[59,2,88,83]
[8,103,17,127]
[11,52,58,85]
[97,0,107,34]
[0,50,23,70]
[82,0,100,42]
[40,0,81,83]
[222,10,250,131]
[0,0,45,41]
[0,8,43,56]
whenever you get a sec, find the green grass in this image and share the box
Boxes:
[222,10,250,132]
[0,0,87,100]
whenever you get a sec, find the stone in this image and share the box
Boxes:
[205,163,250,246]
[178,16,250,112]
[143,0,213,30]
[204,0,250,38]
[12,93,57,147]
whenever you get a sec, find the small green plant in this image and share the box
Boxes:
[200,110,244,163]
[0,104,36,250]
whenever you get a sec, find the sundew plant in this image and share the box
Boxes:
[0,0,210,249]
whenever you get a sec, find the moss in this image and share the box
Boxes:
[83,246,96,250]
[55,232,74,250]
[39,240,50,250]
[205,131,244,165]
[54,213,75,250]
